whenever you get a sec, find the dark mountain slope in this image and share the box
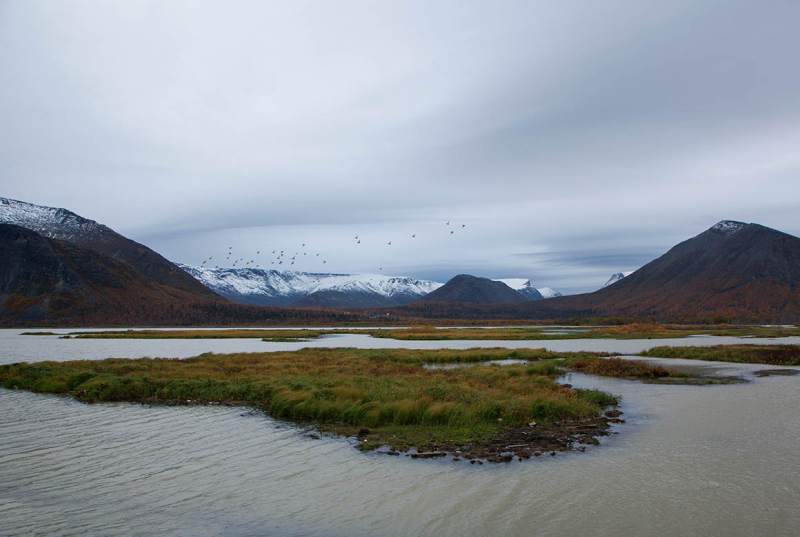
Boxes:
[563,220,800,317]
[0,224,182,323]
[0,197,221,301]
[412,274,528,305]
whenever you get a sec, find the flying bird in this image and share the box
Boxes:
[412,234,415,238]
[388,241,391,246]
[355,236,359,239]
[462,224,465,228]
[446,221,450,225]
[450,231,454,235]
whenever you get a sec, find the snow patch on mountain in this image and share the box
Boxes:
[603,271,634,288]
[711,220,747,235]
[0,197,111,242]
[493,278,560,300]
[178,264,443,306]
[536,287,562,299]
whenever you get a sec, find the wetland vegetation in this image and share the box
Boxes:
[640,344,800,366]
[0,348,624,460]
[48,323,800,341]
[0,347,724,460]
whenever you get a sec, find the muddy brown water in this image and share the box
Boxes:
[1,329,799,536]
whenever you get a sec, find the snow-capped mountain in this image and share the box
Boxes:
[493,279,543,300]
[0,197,221,300]
[602,271,634,288]
[0,197,111,242]
[536,287,562,299]
[493,279,561,300]
[177,264,443,307]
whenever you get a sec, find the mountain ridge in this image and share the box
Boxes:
[0,197,222,301]
[177,264,561,307]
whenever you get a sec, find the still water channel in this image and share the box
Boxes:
[1,329,799,536]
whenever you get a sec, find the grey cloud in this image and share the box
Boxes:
[2,0,800,294]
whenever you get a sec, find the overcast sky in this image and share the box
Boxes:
[2,1,799,293]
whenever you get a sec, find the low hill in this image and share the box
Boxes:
[412,275,528,305]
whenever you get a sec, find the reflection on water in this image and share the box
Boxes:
[1,329,800,536]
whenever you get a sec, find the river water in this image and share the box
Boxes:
[1,329,799,536]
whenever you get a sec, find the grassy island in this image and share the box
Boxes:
[0,349,736,460]
[1,348,624,460]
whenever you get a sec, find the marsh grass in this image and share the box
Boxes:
[640,345,800,366]
[62,324,800,341]
[0,348,618,451]
[566,357,689,379]
[67,329,332,340]
[20,332,58,336]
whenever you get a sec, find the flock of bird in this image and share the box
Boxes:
[198,221,467,273]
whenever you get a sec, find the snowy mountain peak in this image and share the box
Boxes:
[711,220,747,235]
[603,271,634,288]
[493,278,560,300]
[0,197,111,242]
[495,278,532,290]
[536,287,562,299]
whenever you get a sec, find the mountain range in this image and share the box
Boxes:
[0,197,561,317]
[3,196,800,324]
[177,264,444,307]
[176,264,559,308]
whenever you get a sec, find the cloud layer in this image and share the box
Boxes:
[2,0,799,293]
